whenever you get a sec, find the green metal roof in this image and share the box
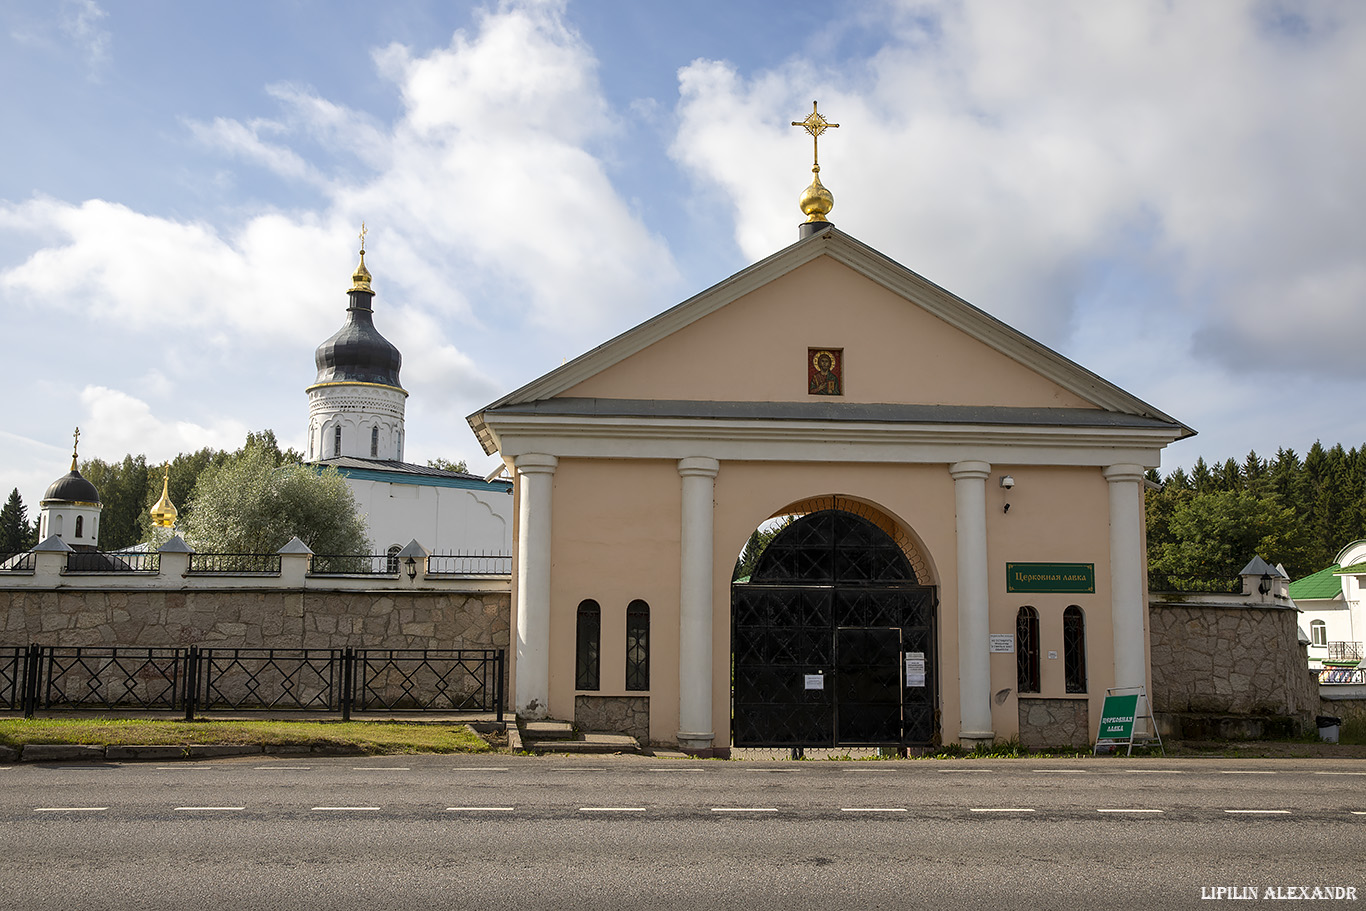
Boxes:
[1289,564,1343,600]
[1335,561,1366,575]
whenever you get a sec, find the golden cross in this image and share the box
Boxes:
[71,427,80,469]
[792,101,839,167]
[358,222,367,253]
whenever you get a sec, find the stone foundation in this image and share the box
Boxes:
[1017,697,1090,749]
[575,695,649,743]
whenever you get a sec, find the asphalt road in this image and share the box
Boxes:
[1,754,1363,910]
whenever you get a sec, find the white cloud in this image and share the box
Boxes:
[672,1,1366,373]
[59,0,110,78]
[77,385,250,465]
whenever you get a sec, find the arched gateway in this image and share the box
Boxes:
[732,507,937,748]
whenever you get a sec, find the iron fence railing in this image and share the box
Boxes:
[2,645,504,721]
[1326,641,1364,664]
[309,554,395,576]
[426,552,512,575]
[1,552,36,572]
[1319,667,1366,685]
[65,551,160,573]
[187,553,282,574]
[1147,573,1242,594]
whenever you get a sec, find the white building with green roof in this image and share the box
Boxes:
[1288,540,1366,673]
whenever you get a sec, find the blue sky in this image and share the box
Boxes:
[3,0,1364,514]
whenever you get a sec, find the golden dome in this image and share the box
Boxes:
[799,166,835,222]
[150,463,178,529]
[350,249,372,294]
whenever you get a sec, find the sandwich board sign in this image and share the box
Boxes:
[1093,686,1163,755]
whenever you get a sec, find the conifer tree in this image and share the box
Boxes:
[0,488,36,554]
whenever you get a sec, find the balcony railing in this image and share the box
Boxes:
[1326,641,1363,664]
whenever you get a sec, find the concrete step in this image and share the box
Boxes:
[521,720,575,740]
[526,732,642,755]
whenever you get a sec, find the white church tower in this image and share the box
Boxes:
[305,228,408,463]
[38,428,103,550]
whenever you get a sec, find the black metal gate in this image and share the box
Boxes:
[732,508,937,748]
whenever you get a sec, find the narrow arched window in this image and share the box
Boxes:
[1016,606,1040,693]
[625,599,650,691]
[371,425,379,458]
[1063,605,1087,694]
[576,600,600,691]
[1310,619,1328,647]
[333,425,342,458]
[74,515,84,538]
[386,544,401,575]
[309,429,314,460]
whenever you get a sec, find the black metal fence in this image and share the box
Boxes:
[427,552,512,575]
[309,554,395,575]
[2,645,504,721]
[1,552,36,572]
[66,551,160,573]
[188,553,282,574]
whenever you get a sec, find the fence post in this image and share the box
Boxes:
[183,646,199,722]
[23,644,41,718]
[341,648,353,721]
[495,649,505,723]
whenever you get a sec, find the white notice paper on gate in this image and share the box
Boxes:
[905,652,926,688]
[804,674,825,690]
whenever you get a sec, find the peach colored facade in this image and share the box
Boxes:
[470,228,1190,752]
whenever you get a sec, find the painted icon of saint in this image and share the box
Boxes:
[808,348,842,396]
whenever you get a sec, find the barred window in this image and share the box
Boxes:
[386,544,401,575]
[576,600,600,691]
[1016,606,1040,694]
[625,599,650,691]
[1063,605,1087,694]
[333,425,342,458]
[371,425,379,458]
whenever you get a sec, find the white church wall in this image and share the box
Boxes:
[345,477,512,556]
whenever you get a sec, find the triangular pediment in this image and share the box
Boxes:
[470,227,1190,454]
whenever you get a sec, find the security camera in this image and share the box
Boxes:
[1000,475,1015,489]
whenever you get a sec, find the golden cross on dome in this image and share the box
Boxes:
[792,101,839,168]
[70,427,80,470]
[358,222,367,253]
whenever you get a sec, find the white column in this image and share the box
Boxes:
[951,460,994,745]
[677,456,720,754]
[1105,464,1148,692]
[514,453,557,718]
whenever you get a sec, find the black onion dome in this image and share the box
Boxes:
[312,293,403,389]
[43,469,100,504]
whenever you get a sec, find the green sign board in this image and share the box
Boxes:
[1096,693,1139,741]
[1006,562,1095,594]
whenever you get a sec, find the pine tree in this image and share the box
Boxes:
[0,488,36,554]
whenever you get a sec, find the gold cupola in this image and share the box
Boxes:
[350,223,373,294]
[150,462,178,529]
[792,101,839,225]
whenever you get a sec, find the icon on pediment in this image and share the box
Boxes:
[808,348,843,396]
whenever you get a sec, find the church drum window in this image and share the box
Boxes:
[1016,606,1040,694]
[1063,605,1087,694]
[625,600,650,691]
[371,425,379,458]
[576,600,600,691]
[333,425,342,458]
[74,515,83,538]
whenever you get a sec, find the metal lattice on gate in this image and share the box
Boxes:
[732,508,937,748]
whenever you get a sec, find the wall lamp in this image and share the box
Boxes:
[1258,573,1271,596]
[405,556,418,581]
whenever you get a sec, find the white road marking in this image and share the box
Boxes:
[312,806,381,811]
[1315,771,1366,776]
[1032,769,1093,773]
[743,768,801,773]
[712,807,779,813]
[1225,809,1291,814]
[1122,769,1185,773]
[579,807,646,812]
[35,807,107,812]
[939,769,991,773]
[557,768,606,772]
[969,808,1036,813]
[156,766,215,771]
[254,766,311,770]
[175,806,244,811]
[451,767,509,772]
[1352,811,1366,815]
[1097,808,1163,814]
[1219,770,1277,775]
[352,767,410,771]
[445,807,514,812]
[840,767,898,772]
[841,807,907,812]
[649,768,706,772]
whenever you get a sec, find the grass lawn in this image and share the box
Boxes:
[0,717,491,755]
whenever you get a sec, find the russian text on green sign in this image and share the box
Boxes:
[1006,562,1095,594]
[1096,693,1139,741]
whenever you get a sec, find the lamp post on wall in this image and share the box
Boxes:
[405,556,418,581]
